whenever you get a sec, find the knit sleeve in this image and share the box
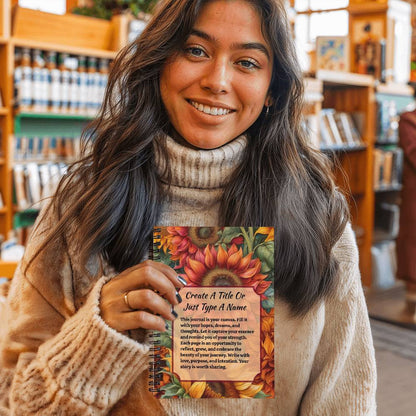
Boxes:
[299,224,377,416]
[0,207,151,415]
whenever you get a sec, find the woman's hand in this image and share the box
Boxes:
[100,260,186,333]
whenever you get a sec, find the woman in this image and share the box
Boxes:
[0,0,376,414]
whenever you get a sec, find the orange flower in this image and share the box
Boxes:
[254,307,275,396]
[182,244,271,297]
[255,227,274,242]
[157,228,174,254]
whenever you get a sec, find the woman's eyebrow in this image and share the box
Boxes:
[188,29,270,60]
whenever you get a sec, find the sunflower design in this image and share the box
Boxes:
[168,381,263,398]
[255,227,274,242]
[157,227,175,254]
[182,244,271,298]
[164,226,221,267]
[254,307,275,396]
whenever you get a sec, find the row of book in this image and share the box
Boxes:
[373,147,403,190]
[305,109,364,149]
[14,48,110,116]
[14,136,83,162]
[13,162,67,210]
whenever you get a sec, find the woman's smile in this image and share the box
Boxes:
[160,0,273,149]
[187,99,235,116]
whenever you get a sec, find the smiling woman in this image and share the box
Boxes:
[0,0,376,415]
[160,1,273,149]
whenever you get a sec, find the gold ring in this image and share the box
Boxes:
[124,291,134,310]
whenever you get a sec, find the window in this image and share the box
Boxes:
[293,1,349,44]
[18,0,66,15]
[292,0,349,71]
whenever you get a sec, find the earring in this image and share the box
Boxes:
[265,106,270,116]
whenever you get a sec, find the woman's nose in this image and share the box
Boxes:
[200,58,231,94]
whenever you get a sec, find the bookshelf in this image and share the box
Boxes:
[372,83,413,279]
[315,70,376,287]
[0,0,12,259]
[0,1,124,278]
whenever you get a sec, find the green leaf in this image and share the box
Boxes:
[262,297,274,311]
[254,390,270,398]
[220,227,243,244]
[254,241,274,269]
[171,373,182,386]
[264,285,274,298]
[159,331,172,349]
[261,285,275,310]
[161,382,183,397]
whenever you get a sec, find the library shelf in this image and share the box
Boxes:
[12,38,117,60]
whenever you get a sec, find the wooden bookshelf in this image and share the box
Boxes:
[0,1,125,254]
[11,38,117,60]
[313,70,377,286]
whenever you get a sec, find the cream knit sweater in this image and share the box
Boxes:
[0,135,377,415]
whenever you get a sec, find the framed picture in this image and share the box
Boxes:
[316,36,350,72]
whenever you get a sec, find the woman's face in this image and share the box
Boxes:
[160,0,273,149]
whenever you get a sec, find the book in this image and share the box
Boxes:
[149,226,275,399]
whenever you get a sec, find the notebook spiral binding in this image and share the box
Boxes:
[148,227,163,393]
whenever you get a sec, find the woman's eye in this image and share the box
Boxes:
[238,59,259,70]
[185,47,207,58]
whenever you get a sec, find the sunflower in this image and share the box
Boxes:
[253,307,275,396]
[182,244,271,297]
[157,227,174,254]
[164,227,221,268]
[255,227,274,242]
[201,381,264,398]
[181,381,208,398]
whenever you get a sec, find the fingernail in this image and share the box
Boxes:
[177,276,187,286]
[171,306,178,318]
[176,291,182,303]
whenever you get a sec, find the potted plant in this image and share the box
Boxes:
[72,0,157,20]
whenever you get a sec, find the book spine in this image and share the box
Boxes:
[148,227,163,394]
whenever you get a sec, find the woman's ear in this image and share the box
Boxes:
[265,95,274,108]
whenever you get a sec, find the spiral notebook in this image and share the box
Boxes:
[149,226,275,399]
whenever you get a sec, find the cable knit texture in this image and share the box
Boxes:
[0,135,376,415]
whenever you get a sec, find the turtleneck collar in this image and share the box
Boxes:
[155,135,247,190]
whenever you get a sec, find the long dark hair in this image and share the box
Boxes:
[32,0,348,316]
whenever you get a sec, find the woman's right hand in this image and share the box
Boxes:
[100,260,186,333]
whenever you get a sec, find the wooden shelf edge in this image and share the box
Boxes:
[11,38,118,59]
[0,261,19,279]
[316,70,375,87]
[376,82,414,97]
[348,2,388,15]
[0,36,8,45]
